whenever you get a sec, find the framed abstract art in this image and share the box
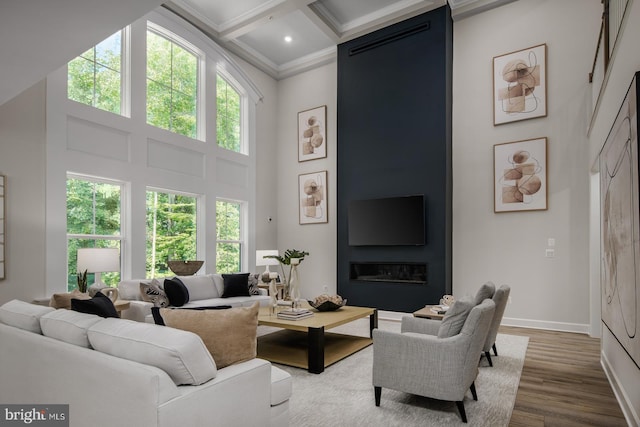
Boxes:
[494,137,547,213]
[493,44,547,125]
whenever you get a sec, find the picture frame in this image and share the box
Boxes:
[298,170,328,224]
[600,71,640,370]
[298,105,327,162]
[494,137,547,213]
[493,44,547,125]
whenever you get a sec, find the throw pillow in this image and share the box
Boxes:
[473,281,495,305]
[221,273,251,298]
[49,289,91,309]
[159,302,259,368]
[248,273,261,295]
[437,295,474,338]
[151,305,232,326]
[71,291,119,318]
[140,279,169,308]
[164,277,189,307]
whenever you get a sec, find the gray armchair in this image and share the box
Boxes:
[482,284,511,367]
[372,299,496,423]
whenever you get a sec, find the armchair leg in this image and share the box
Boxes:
[455,401,468,423]
[485,351,493,367]
[493,343,498,356]
[374,386,381,406]
[470,381,477,401]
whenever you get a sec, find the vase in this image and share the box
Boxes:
[289,262,300,310]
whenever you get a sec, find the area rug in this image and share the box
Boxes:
[259,317,529,426]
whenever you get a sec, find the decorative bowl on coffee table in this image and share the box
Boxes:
[308,299,347,311]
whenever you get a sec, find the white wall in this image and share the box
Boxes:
[276,63,337,300]
[587,0,640,424]
[452,0,602,332]
[0,82,48,303]
[231,54,279,252]
[0,0,164,106]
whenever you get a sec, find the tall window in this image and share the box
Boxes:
[68,30,123,114]
[147,26,199,139]
[66,176,122,291]
[216,200,243,273]
[146,190,197,278]
[216,74,242,152]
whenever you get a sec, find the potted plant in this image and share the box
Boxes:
[76,269,88,293]
[265,249,309,300]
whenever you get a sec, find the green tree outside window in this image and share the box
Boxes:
[66,178,121,290]
[146,190,197,278]
[147,29,198,139]
[216,75,241,152]
[216,200,242,273]
[68,31,122,114]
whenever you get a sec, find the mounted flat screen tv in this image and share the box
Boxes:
[348,195,425,246]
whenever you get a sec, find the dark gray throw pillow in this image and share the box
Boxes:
[164,277,189,307]
[71,291,119,318]
[437,295,474,338]
[473,281,496,305]
[221,273,251,298]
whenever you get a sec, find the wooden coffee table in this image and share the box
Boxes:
[257,304,378,374]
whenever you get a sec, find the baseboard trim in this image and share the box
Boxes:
[378,312,591,333]
[497,317,590,334]
[601,350,639,426]
[378,310,407,322]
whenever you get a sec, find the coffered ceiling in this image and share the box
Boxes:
[166,0,517,80]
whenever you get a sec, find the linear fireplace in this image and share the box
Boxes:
[349,262,427,284]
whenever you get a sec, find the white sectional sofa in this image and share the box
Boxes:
[118,274,271,323]
[0,300,291,427]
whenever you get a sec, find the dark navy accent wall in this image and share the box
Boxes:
[336,6,452,312]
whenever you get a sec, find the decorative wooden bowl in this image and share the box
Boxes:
[308,298,347,311]
[167,260,204,276]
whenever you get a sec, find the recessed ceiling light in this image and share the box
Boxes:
[284,36,292,43]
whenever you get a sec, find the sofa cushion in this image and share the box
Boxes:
[164,277,189,307]
[159,302,259,369]
[88,318,217,385]
[150,306,232,325]
[71,292,119,318]
[40,309,103,348]
[178,275,219,300]
[473,281,496,305]
[140,279,169,308]
[221,273,251,298]
[437,296,474,338]
[0,300,55,334]
[49,289,91,309]
[270,366,292,406]
[211,274,225,296]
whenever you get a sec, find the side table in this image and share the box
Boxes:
[413,305,447,320]
[258,282,284,299]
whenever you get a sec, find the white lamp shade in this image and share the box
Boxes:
[77,248,120,273]
[256,250,279,267]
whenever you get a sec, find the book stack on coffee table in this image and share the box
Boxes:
[277,308,313,320]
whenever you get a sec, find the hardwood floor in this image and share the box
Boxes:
[500,326,628,426]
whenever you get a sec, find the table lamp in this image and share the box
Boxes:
[77,248,120,288]
[256,249,279,283]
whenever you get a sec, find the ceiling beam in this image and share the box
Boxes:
[300,3,341,43]
[218,0,315,41]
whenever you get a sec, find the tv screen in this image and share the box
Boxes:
[348,195,425,246]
